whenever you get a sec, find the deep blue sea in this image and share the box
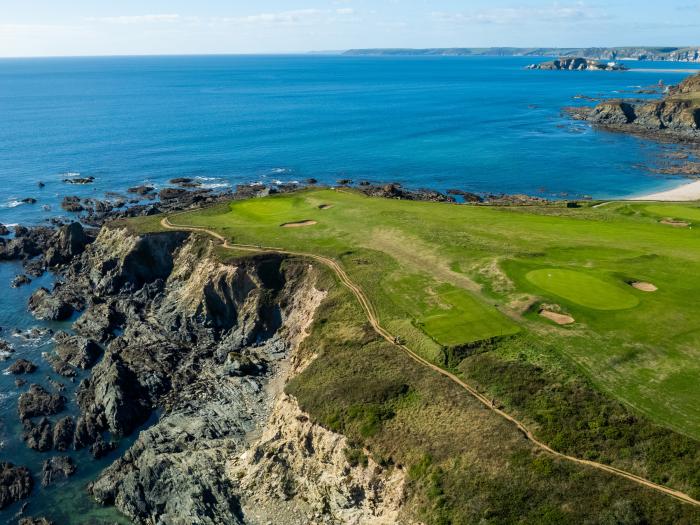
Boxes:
[0,54,700,523]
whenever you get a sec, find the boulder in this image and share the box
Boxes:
[19,518,54,525]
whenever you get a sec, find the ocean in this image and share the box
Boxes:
[0,54,699,523]
[1,55,699,227]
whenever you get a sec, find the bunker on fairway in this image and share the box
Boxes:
[526,269,639,311]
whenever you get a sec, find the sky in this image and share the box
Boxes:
[0,1,699,57]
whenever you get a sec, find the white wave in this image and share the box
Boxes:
[201,182,231,189]
[270,168,291,174]
[1,200,24,209]
[60,172,81,177]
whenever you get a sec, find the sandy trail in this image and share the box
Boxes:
[161,215,700,508]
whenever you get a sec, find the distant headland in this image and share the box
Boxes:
[342,47,700,62]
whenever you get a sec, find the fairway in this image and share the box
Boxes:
[149,190,700,440]
[526,269,640,310]
[645,204,700,223]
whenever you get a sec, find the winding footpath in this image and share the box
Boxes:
[160,215,700,508]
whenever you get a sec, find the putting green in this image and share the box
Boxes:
[526,269,639,311]
[645,204,700,222]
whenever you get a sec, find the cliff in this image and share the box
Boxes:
[31,226,408,524]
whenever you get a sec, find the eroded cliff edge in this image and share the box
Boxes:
[33,226,407,524]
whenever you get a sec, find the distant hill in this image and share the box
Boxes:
[343,47,700,62]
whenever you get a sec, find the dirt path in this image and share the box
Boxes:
[160,216,700,507]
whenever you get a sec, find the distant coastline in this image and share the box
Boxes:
[342,47,700,62]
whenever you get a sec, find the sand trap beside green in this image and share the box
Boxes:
[526,269,639,311]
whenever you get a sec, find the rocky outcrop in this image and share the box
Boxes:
[20,222,410,523]
[18,385,66,421]
[53,332,101,369]
[359,183,455,203]
[230,395,407,525]
[580,72,700,141]
[7,359,37,374]
[0,463,33,509]
[28,288,73,321]
[41,456,76,486]
[527,57,628,71]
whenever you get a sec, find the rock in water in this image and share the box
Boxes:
[52,416,75,452]
[18,385,66,420]
[7,359,37,375]
[41,456,76,486]
[0,462,33,509]
[19,518,54,525]
[23,418,53,451]
[28,288,73,321]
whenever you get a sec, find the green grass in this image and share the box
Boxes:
[525,268,639,310]
[136,191,700,441]
[645,204,700,222]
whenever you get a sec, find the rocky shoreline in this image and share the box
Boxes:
[568,71,700,142]
[0,179,419,524]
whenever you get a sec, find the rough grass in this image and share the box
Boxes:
[142,190,700,440]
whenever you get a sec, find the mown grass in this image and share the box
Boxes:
[143,190,700,442]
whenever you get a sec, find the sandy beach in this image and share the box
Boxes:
[631,180,700,201]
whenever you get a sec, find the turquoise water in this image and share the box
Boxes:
[0,55,699,227]
[0,55,699,523]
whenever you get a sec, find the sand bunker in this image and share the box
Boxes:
[539,310,575,325]
[630,281,658,292]
[318,204,334,210]
[280,220,317,228]
[660,219,690,228]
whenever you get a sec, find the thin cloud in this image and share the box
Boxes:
[432,3,608,25]
[85,14,181,24]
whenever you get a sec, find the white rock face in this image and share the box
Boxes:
[230,394,409,525]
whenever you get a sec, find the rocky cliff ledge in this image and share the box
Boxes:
[527,57,628,71]
[30,226,407,524]
[571,72,700,141]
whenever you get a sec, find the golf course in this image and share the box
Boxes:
[150,189,700,441]
[126,188,700,521]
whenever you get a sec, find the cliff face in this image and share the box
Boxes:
[37,226,407,524]
[582,72,700,140]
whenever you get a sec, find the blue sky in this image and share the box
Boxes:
[1,1,699,57]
